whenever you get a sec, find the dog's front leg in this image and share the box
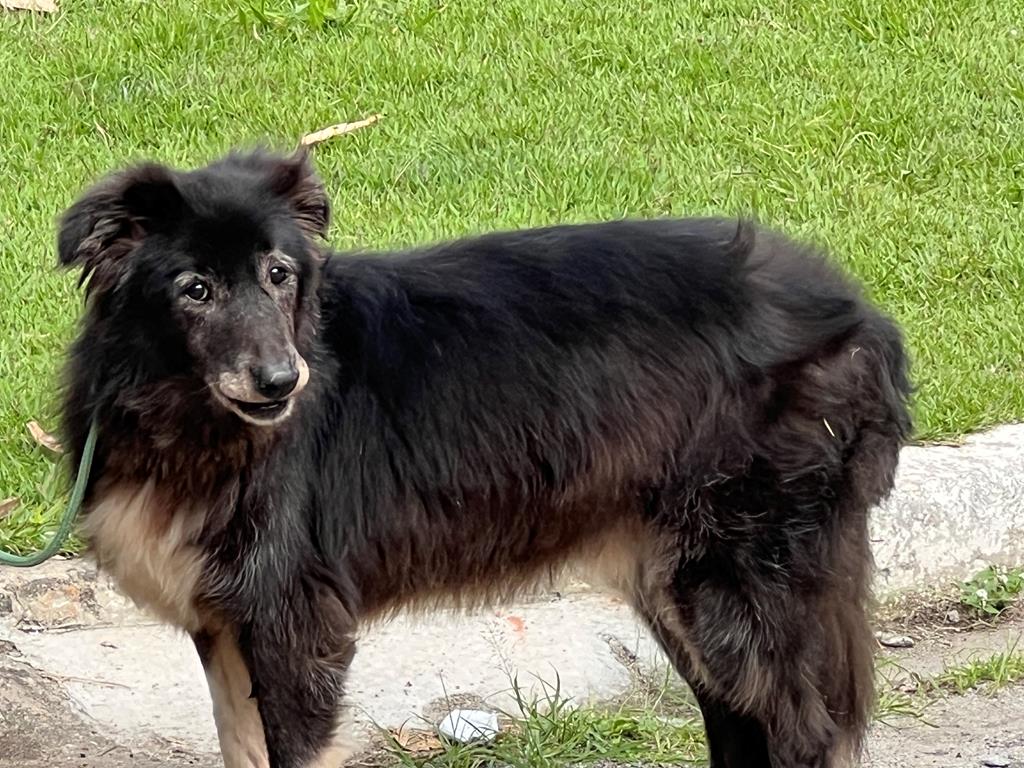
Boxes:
[195,618,357,768]
[194,627,271,768]
[244,582,358,768]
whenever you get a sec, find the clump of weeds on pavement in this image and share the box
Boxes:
[382,674,707,768]
[960,565,1024,619]
[929,641,1024,695]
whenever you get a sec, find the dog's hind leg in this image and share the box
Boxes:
[635,571,852,768]
[671,559,871,767]
[632,586,772,768]
[631,492,876,767]
[592,523,771,766]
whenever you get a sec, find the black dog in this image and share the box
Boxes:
[57,150,911,768]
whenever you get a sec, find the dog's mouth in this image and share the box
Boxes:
[211,387,295,426]
[211,357,308,427]
[229,397,290,422]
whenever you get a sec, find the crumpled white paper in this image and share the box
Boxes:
[437,709,500,744]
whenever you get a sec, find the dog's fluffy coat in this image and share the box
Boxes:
[58,151,911,768]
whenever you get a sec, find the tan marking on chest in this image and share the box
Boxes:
[84,481,206,632]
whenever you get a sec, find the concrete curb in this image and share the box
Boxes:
[1,425,1022,760]
[871,423,1024,594]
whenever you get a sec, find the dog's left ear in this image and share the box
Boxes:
[266,149,330,239]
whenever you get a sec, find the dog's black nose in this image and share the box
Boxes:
[252,362,299,400]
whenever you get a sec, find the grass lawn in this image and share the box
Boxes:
[1,0,1022,553]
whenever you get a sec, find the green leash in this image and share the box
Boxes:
[0,421,99,568]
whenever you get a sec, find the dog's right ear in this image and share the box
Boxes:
[58,163,185,293]
[264,148,331,240]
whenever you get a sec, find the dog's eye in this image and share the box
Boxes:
[183,281,210,302]
[269,266,290,285]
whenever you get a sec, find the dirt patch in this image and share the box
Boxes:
[867,688,1024,767]
[877,615,1024,683]
[0,653,215,768]
[868,615,1024,766]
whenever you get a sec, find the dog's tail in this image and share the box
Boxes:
[821,311,911,762]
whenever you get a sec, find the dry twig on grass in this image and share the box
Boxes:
[300,114,382,147]
[1,0,57,13]
[26,420,63,455]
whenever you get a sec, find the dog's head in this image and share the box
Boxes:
[58,150,329,427]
